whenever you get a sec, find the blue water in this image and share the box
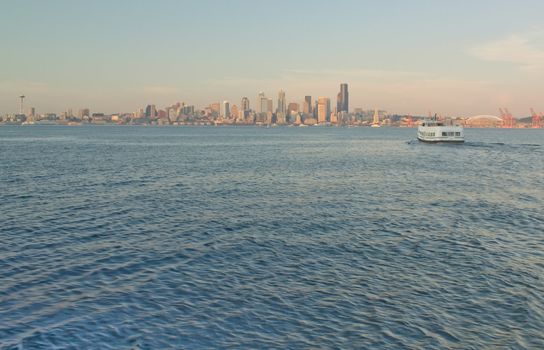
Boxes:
[1,126,543,349]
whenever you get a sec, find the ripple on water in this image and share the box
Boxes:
[0,126,543,349]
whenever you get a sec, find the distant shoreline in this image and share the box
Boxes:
[1,123,540,129]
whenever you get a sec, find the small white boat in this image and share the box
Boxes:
[418,117,464,143]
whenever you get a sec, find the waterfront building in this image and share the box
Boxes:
[266,111,274,124]
[304,116,318,125]
[294,113,302,125]
[78,108,90,119]
[255,112,266,124]
[248,111,256,124]
[182,105,194,115]
[237,110,246,122]
[338,111,348,125]
[133,108,144,119]
[168,107,178,122]
[276,111,286,125]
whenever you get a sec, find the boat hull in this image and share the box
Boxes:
[417,137,464,143]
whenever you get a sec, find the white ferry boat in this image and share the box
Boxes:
[418,117,464,143]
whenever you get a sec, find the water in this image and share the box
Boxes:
[1,126,543,349]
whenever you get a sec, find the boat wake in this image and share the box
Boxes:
[465,141,541,149]
[407,139,541,149]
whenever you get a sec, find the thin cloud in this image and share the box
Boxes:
[281,68,422,80]
[468,33,544,71]
[141,85,182,95]
[210,68,424,89]
[0,80,51,94]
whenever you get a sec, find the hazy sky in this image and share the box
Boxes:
[1,0,544,116]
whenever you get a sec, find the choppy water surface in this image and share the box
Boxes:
[1,126,543,349]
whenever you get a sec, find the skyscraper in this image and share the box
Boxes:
[258,92,267,113]
[317,97,330,124]
[303,96,312,114]
[267,98,273,113]
[231,105,239,119]
[145,104,157,118]
[210,102,221,115]
[258,93,273,114]
[222,101,230,118]
[241,97,250,111]
[338,83,349,113]
[277,90,286,115]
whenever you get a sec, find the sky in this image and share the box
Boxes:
[1,0,544,117]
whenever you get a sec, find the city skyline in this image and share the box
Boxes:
[2,0,544,116]
[3,83,542,128]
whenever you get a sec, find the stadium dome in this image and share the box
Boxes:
[465,115,502,128]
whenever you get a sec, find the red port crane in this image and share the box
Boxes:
[500,108,515,128]
[530,108,542,128]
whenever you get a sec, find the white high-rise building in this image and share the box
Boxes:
[222,101,230,118]
[258,92,266,113]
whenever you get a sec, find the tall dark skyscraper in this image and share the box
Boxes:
[145,104,157,118]
[338,83,349,113]
[303,96,312,114]
[241,97,250,111]
[277,90,286,115]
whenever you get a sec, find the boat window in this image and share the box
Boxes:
[455,132,460,136]
[442,132,447,136]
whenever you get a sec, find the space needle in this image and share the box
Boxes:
[19,95,25,115]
